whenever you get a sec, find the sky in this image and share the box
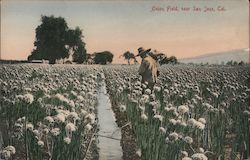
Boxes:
[1,0,249,64]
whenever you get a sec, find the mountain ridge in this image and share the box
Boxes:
[179,49,249,64]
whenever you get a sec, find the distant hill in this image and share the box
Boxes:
[179,49,249,64]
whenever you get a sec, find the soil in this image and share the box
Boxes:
[81,125,99,160]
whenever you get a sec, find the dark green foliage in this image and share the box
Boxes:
[155,53,166,63]
[167,56,178,64]
[238,61,245,65]
[226,60,247,66]
[28,15,87,64]
[122,51,136,65]
[160,56,178,65]
[93,51,114,65]
[72,43,87,64]
[69,27,87,64]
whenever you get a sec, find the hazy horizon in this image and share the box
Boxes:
[1,0,249,64]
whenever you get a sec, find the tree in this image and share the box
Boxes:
[238,61,245,65]
[159,55,178,65]
[93,51,114,65]
[133,58,138,64]
[72,43,87,64]
[122,51,136,65]
[28,15,86,64]
[68,27,87,63]
[155,53,167,65]
[155,53,166,60]
[85,53,94,64]
[226,60,233,65]
[168,56,178,64]
[233,61,238,66]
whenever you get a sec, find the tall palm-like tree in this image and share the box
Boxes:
[122,51,136,65]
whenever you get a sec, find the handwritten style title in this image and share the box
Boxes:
[151,6,226,13]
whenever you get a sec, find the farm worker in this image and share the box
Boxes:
[136,47,160,89]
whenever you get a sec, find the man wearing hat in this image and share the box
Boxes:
[136,47,160,89]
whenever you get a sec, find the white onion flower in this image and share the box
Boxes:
[163,89,169,94]
[154,114,163,122]
[65,123,77,133]
[136,149,142,157]
[85,123,92,131]
[164,107,171,112]
[159,127,166,133]
[23,93,34,104]
[196,122,205,130]
[140,94,149,104]
[153,86,161,92]
[44,116,54,124]
[86,113,96,124]
[141,113,148,121]
[180,121,187,127]
[33,129,40,137]
[168,132,179,141]
[55,93,69,104]
[169,119,177,125]
[68,112,80,121]
[184,136,193,144]
[203,103,213,109]
[38,140,44,147]
[191,153,208,160]
[26,123,34,131]
[43,128,49,134]
[80,109,88,117]
[181,151,188,157]
[4,146,16,154]
[165,137,170,143]
[51,128,60,136]
[243,110,250,117]
[187,118,197,127]
[77,95,84,102]
[212,92,218,98]
[1,146,16,159]
[64,137,71,144]
[198,147,205,153]
[178,105,189,114]
[1,150,11,159]
[145,88,151,95]
[119,105,126,112]
[198,118,206,125]
[71,91,77,97]
[54,113,66,123]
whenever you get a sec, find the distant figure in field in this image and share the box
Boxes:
[136,47,159,89]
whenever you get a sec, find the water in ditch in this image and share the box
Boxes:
[0,131,3,148]
[96,73,122,160]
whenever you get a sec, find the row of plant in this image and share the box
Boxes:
[0,64,101,160]
[104,65,250,160]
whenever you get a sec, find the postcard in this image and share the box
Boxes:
[0,0,249,160]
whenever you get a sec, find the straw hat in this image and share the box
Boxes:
[136,47,151,57]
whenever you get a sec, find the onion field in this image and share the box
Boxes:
[0,64,249,160]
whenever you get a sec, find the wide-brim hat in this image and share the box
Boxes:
[136,47,151,57]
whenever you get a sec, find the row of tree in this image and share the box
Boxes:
[28,15,114,64]
[121,51,178,65]
[28,15,177,65]
[224,60,246,66]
